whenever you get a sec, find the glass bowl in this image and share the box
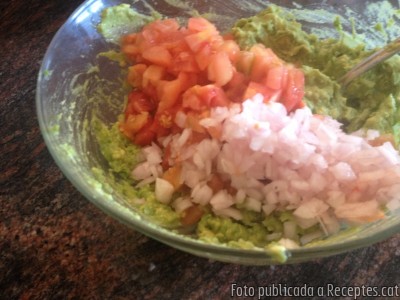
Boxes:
[37,0,400,264]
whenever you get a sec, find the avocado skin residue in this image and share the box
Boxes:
[232,5,400,137]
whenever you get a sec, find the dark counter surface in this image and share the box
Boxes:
[1,0,399,299]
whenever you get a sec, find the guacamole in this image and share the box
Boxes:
[94,4,400,259]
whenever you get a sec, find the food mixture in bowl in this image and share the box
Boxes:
[94,3,400,251]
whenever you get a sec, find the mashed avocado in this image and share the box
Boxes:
[93,118,180,228]
[97,4,154,43]
[232,5,400,137]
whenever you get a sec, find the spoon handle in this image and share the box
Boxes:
[340,36,400,87]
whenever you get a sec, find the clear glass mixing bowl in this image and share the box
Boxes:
[37,0,400,264]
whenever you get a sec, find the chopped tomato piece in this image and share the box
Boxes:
[141,19,180,44]
[161,143,172,170]
[207,51,234,86]
[218,40,240,63]
[162,165,182,190]
[133,120,156,146]
[225,71,248,103]
[187,17,218,34]
[185,32,210,53]
[142,65,166,88]
[181,205,204,226]
[243,81,279,102]
[122,44,140,61]
[185,110,209,133]
[125,90,155,117]
[153,18,180,34]
[206,124,222,140]
[249,44,283,82]
[182,85,229,111]
[124,112,150,132]
[142,46,173,67]
[236,51,254,76]
[265,66,288,90]
[188,131,211,144]
[157,72,190,112]
[281,67,305,112]
[127,64,147,88]
[207,174,225,194]
[121,33,137,45]
[153,106,181,138]
[172,51,200,73]
[195,43,212,71]
[120,112,152,141]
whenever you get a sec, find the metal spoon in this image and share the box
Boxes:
[339,36,400,87]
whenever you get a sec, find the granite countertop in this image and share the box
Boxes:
[1,0,400,299]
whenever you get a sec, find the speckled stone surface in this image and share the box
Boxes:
[1,1,400,299]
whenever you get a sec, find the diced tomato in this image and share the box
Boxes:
[217,40,240,63]
[163,35,188,52]
[127,64,147,88]
[133,120,156,146]
[293,99,306,110]
[207,174,225,194]
[249,44,282,64]
[208,87,230,107]
[243,81,278,102]
[181,86,204,111]
[153,18,180,34]
[157,72,190,112]
[185,110,209,133]
[141,19,180,43]
[185,32,210,53]
[265,66,288,90]
[121,33,137,45]
[120,112,152,141]
[142,65,166,88]
[195,43,212,71]
[281,67,305,112]
[225,71,248,103]
[153,106,181,138]
[142,46,173,67]
[249,44,283,82]
[122,44,140,61]
[125,90,155,117]
[135,35,153,58]
[162,165,182,190]
[182,84,229,111]
[161,143,172,170]
[181,205,204,226]
[207,51,234,86]
[187,17,218,34]
[141,27,159,45]
[172,51,200,73]
[191,132,210,144]
[222,33,234,40]
[205,124,222,140]
[125,112,150,132]
[236,51,254,76]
